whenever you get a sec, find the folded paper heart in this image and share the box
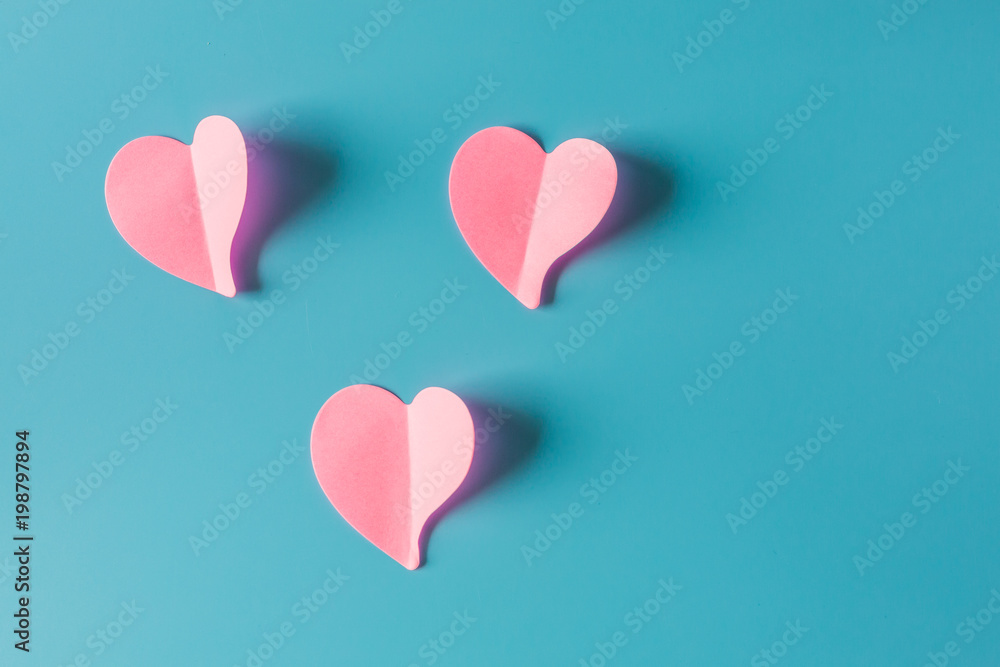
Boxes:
[310,385,474,570]
[104,115,248,297]
[449,126,618,308]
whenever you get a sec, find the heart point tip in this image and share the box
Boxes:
[518,297,541,309]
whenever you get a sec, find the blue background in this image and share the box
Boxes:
[2,0,999,664]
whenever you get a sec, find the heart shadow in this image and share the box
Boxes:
[539,150,676,306]
[230,137,337,293]
[418,400,543,567]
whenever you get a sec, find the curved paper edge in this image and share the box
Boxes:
[448,127,546,306]
[516,138,618,308]
[104,134,216,293]
[406,387,475,569]
[191,115,247,298]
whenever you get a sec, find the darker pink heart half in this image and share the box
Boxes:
[449,126,618,308]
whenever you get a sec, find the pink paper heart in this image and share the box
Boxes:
[449,126,618,308]
[310,385,474,570]
[104,115,248,297]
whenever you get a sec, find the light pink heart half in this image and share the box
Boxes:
[104,115,248,297]
[449,126,618,309]
[310,385,474,570]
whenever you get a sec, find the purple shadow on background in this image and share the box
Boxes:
[417,399,543,567]
[231,138,337,293]
[539,150,675,306]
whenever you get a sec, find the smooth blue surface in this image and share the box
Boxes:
[2,0,999,664]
